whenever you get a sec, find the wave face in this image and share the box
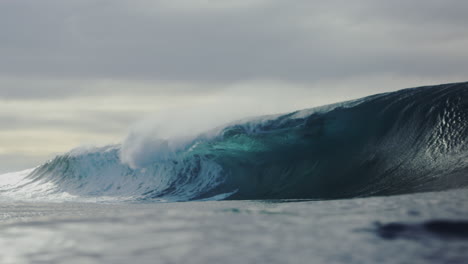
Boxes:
[1,82,468,202]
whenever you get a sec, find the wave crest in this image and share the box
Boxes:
[1,82,468,202]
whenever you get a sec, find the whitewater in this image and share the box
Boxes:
[0,82,467,263]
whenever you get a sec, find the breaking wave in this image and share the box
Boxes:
[1,82,468,202]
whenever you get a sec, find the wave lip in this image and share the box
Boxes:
[1,82,468,202]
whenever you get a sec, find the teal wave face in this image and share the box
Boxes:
[6,82,468,202]
[188,83,468,200]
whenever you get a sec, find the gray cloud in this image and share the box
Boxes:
[1,0,468,172]
[0,153,48,174]
[0,76,213,99]
[0,111,137,134]
[0,0,467,89]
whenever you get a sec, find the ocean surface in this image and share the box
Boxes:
[1,82,468,263]
[0,189,467,264]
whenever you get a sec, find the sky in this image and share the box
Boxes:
[1,0,468,173]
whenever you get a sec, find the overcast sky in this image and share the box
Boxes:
[1,0,467,173]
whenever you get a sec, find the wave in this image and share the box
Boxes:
[1,82,468,202]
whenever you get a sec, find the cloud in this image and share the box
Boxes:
[0,153,47,174]
[0,75,213,99]
[1,0,467,172]
[0,0,466,88]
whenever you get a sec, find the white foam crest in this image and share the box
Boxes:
[290,96,374,119]
[0,168,75,202]
[0,144,228,203]
[119,107,254,169]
